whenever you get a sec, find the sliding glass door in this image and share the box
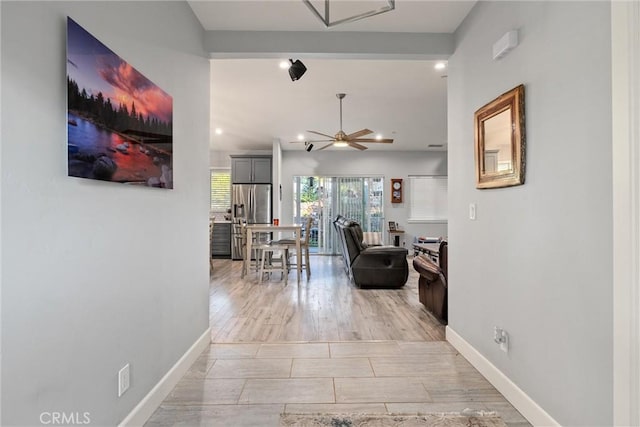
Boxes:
[293,176,384,254]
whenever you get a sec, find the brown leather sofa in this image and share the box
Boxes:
[412,240,448,323]
[333,215,409,288]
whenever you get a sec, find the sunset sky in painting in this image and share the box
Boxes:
[67,18,172,123]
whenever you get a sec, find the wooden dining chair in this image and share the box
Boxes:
[257,241,289,285]
[276,216,312,278]
[239,222,272,279]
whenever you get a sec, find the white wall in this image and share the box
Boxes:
[448,2,612,425]
[281,150,448,246]
[1,2,210,425]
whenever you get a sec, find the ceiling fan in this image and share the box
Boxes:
[291,93,394,151]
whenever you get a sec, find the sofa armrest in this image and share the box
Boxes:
[412,254,447,288]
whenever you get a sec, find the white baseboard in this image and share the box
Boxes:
[446,326,559,427]
[118,327,211,427]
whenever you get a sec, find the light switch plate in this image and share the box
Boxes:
[469,203,477,220]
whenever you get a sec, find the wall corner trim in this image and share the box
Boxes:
[446,326,560,427]
[118,328,212,427]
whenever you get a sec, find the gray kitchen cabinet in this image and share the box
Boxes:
[211,222,232,258]
[251,158,272,183]
[231,156,272,183]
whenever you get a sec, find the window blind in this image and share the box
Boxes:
[210,168,231,215]
[408,175,447,222]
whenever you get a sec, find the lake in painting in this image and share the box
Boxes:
[66,17,173,188]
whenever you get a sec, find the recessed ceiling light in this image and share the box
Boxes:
[215,128,223,135]
[376,134,383,140]
[297,134,304,141]
[435,62,447,70]
[279,60,290,69]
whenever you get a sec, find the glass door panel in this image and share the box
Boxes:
[293,175,384,255]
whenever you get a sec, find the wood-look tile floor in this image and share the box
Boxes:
[209,255,445,342]
[145,256,531,426]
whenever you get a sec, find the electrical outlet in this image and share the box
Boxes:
[469,203,477,220]
[493,327,509,353]
[118,363,130,397]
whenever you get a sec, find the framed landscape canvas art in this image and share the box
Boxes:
[66,17,173,188]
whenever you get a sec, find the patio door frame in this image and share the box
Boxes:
[292,175,385,255]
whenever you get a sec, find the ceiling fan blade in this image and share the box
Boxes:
[345,129,373,140]
[317,143,334,151]
[307,130,335,139]
[348,141,368,151]
[351,138,394,143]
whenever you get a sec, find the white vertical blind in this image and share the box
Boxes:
[408,175,448,221]
[293,175,384,254]
[210,168,231,215]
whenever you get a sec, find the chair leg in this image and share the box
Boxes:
[259,249,267,284]
[304,247,310,277]
[283,254,288,286]
[279,246,291,274]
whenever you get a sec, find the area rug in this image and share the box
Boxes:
[279,411,507,427]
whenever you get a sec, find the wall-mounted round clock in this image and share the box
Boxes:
[391,178,403,203]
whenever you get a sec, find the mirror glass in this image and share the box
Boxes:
[474,85,525,189]
[483,109,513,173]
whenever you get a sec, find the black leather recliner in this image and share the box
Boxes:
[333,215,409,288]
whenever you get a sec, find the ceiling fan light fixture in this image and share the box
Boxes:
[288,59,307,81]
[300,93,394,151]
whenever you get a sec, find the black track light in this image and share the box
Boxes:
[288,59,307,81]
[305,141,314,152]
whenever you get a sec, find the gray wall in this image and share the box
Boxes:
[1,2,210,425]
[281,150,448,245]
[448,2,612,425]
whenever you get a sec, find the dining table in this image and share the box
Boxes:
[244,223,302,283]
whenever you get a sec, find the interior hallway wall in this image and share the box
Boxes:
[1,2,210,425]
[447,2,612,425]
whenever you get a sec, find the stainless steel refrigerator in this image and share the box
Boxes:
[231,184,272,259]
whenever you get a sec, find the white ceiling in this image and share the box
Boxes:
[189,1,477,152]
[189,1,475,33]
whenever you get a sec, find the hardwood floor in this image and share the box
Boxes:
[209,255,445,342]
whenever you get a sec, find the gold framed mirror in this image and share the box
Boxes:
[474,84,525,189]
